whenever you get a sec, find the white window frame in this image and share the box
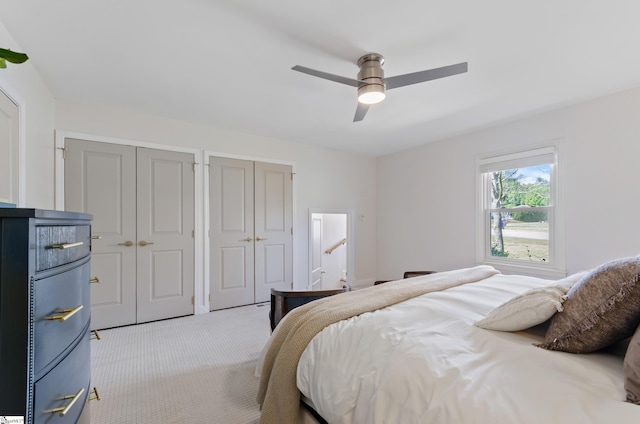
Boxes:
[476,144,566,278]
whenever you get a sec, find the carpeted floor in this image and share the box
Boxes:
[90,303,271,424]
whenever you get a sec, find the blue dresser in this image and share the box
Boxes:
[0,209,92,423]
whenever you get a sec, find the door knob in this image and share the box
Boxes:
[241,237,254,242]
[139,240,155,246]
[256,237,268,241]
[118,241,133,247]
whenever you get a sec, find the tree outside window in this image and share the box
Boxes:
[489,165,550,261]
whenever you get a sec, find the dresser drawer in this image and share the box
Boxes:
[36,225,91,271]
[34,258,91,376]
[33,331,90,424]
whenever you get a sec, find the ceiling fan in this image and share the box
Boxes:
[292,53,468,122]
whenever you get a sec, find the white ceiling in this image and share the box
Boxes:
[2,1,640,156]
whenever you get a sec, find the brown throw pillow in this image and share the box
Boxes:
[625,325,640,405]
[538,256,640,353]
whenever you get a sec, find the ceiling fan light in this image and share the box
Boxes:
[358,85,386,105]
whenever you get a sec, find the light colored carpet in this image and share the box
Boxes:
[90,303,271,424]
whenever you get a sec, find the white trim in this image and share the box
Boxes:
[54,130,206,314]
[478,146,556,172]
[203,150,297,310]
[203,149,295,167]
[475,141,566,277]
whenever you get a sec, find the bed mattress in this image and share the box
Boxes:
[296,274,640,423]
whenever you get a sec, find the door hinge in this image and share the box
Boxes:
[192,230,195,238]
[209,294,212,303]
[192,162,198,172]
[291,227,293,235]
[291,172,296,180]
[192,296,195,305]
[57,147,67,160]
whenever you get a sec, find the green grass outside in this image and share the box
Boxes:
[502,237,548,261]
[506,221,547,230]
[495,220,549,261]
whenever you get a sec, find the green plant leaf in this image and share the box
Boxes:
[0,58,6,69]
[0,48,29,64]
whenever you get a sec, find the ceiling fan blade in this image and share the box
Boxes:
[385,62,468,90]
[292,65,363,87]
[353,103,370,122]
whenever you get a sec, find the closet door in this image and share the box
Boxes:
[65,140,195,328]
[209,157,255,310]
[65,139,137,329]
[254,162,293,303]
[209,157,292,309]
[136,148,195,323]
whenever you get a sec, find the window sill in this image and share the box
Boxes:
[477,259,566,279]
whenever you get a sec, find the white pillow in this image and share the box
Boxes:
[475,271,589,332]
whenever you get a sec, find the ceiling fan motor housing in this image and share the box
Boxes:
[357,53,385,103]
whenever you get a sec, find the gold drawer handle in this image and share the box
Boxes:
[89,387,101,401]
[50,241,84,249]
[91,329,101,340]
[44,305,83,322]
[44,387,85,416]
[89,277,101,284]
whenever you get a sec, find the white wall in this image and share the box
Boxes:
[377,87,640,280]
[55,101,378,288]
[0,21,56,208]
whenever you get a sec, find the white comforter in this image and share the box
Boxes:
[297,274,640,423]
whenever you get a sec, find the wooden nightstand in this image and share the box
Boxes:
[270,286,350,331]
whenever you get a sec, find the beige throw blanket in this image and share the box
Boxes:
[256,265,499,424]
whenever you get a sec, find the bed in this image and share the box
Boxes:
[257,260,640,424]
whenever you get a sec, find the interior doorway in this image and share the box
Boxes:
[309,211,352,290]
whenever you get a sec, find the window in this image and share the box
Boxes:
[477,146,564,276]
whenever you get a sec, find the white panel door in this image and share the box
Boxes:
[254,162,293,303]
[64,139,137,329]
[0,90,19,204]
[136,148,195,323]
[209,157,255,310]
[311,215,323,288]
